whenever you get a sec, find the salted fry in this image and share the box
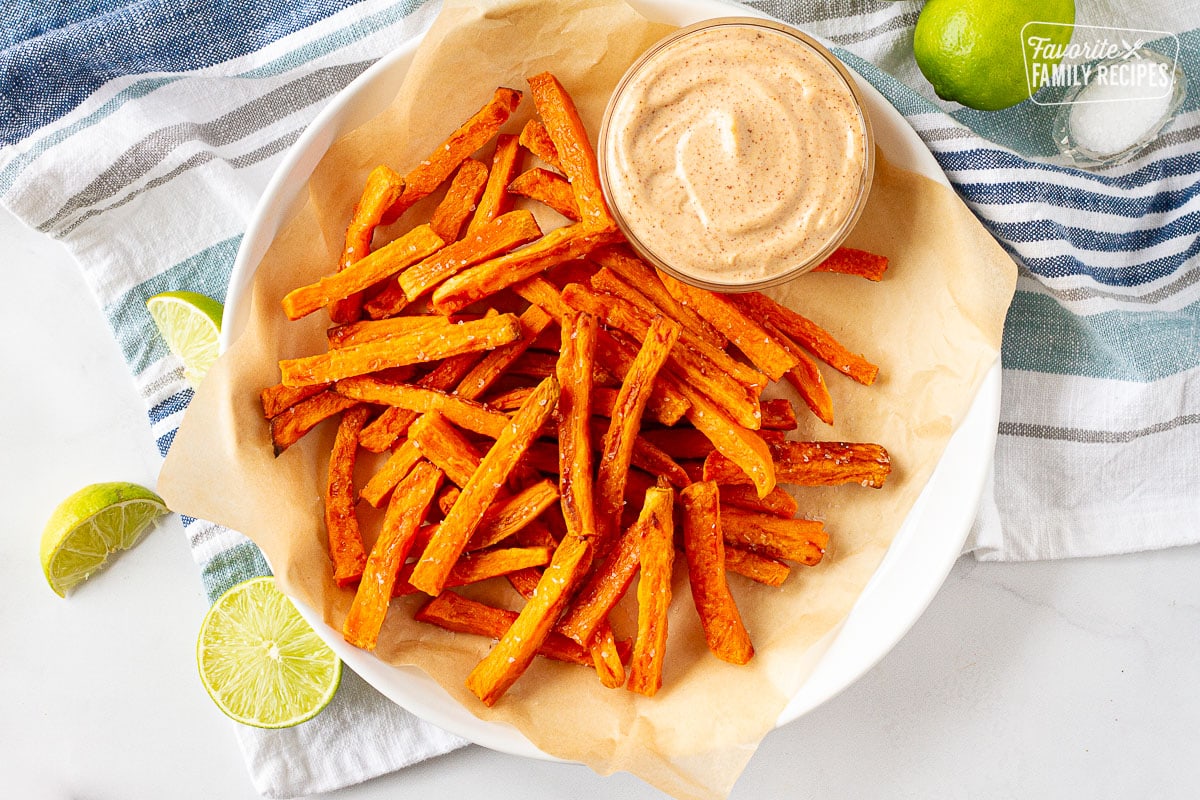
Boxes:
[595,315,680,549]
[518,118,561,169]
[508,167,579,220]
[260,382,329,419]
[765,321,834,425]
[399,210,542,301]
[467,478,559,550]
[409,376,560,596]
[326,315,449,349]
[761,398,799,430]
[555,310,597,546]
[724,546,790,587]
[728,292,879,385]
[394,546,553,596]
[343,461,442,649]
[430,158,490,243]
[336,377,508,438]
[685,393,775,499]
[557,515,641,647]
[282,224,444,321]
[718,484,798,519]
[269,390,358,456]
[465,534,590,705]
[325,405,371,587]
[704,440,891,489]
[814,246,889,281]
[383,86,522,223]
[627,483,675,696]
[718,507,829,565]
[455,304,554,400]
[279,313,522,387]
[331,164,405,323]
[360,439,423,507]
[681,481,753,665]
[467,133,522,234]
[407,411,487,487]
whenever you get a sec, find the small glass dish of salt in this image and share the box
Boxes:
[1053,47,1186,167]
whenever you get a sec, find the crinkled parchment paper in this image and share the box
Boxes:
[159,1,1017,797]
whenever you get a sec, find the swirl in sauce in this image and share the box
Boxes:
[602,24,869,286]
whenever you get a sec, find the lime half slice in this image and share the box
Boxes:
[146,291,223,388]
[197,577,342,729]
[40,482,169,597]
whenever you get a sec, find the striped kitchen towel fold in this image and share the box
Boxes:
[2,0,1198,796]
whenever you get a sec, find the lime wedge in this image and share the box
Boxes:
[197,577,342,729]
[146,291,224,388]
[40,482,169,597]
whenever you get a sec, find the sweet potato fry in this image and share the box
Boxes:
[360,439,423,507]
[814,246,889,281]
[325,315,449,349]
[656,270,798,382]
[260,382,330,419]
[724,546,790,587]
[526,72,615,231]
[508,167,579,221]
[557,513,641,647]
[360,281,410,320]
[727,292,879,385]
[627,483,675,696]
[681,481,753,665]
[343,460,442,649]
[431,223,623,315]
[394,546,553,596]
[465,533,590,705]
[409,376,560,596]
[282,224,444,321]
[467,133,522,234]
[764,321,834,425]
[718,484,799,519]
[325,405,372,587]
[684,393,775,499]
[416,591,601,668]
[398,210,543,301]
[331,165,405,323]
[595,315,680,550]
[430,158,490,243]
[455,304,554,401]
[704,440,891,489]
[466,478,559,550]
[555,310,598,546]
[336,377,508,439]
[269,390,359,456]
[407,411,487,487]
[278,313,522,387]
[718,507,829,565]
[518,118,561,170]
[761,398,799,430]
[383,86,522,224]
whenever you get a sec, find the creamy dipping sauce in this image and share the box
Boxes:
[600,21,870,288]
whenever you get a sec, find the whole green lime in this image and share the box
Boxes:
[914,0,1075,110]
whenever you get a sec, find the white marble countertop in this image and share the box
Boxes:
[2,204,1197,799]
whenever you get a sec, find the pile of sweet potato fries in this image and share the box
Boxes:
[259,72,891,705]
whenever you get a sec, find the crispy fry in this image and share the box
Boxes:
[467,133,522,234]
[336,377,508,439]
[764,321,834,425]
[325,405,371,587]
[382,86,522,224]
[326,315,448,349]
[360,439,423,507]
[416,591,603,668]
[508,167,579,221]
[526,72,615,230]
[409,376,560,596]
[656,271,798,382]
[431,223,622,315]
[704,440,891,489]
[279,313,522,387]
[518,118,561,169]
[724,546,790,587]
[728,292,879,385]
[556,310,598,547]
[360,281,411,320]
[394,546,553,596]
[718,507,828,565]
[557,515,640,647]
[814,246,889,281]
[627,483,675,696]
[455,304,555,400]
[282,224,444,321]
[684,392,775,499]
[596,315,680,550]
[761,398,799,430]
[260,382,330,419]
[399,210,543,301]
[681,481,753,665]
[465,534,590,705]
[407,411,487,487]
[718,484,799,519]
[343,461,442,649]
[430,158,490,243]
[269,390,358,456]
[466,478,559,550]
[331,165,406,323]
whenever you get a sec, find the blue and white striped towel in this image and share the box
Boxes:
[3,0,1197,795]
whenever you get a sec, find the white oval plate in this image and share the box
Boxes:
[223,0,1000,761]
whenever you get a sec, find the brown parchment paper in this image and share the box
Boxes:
[158,1,1017,798]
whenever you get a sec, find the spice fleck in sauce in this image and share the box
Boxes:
[602,23,869,287]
